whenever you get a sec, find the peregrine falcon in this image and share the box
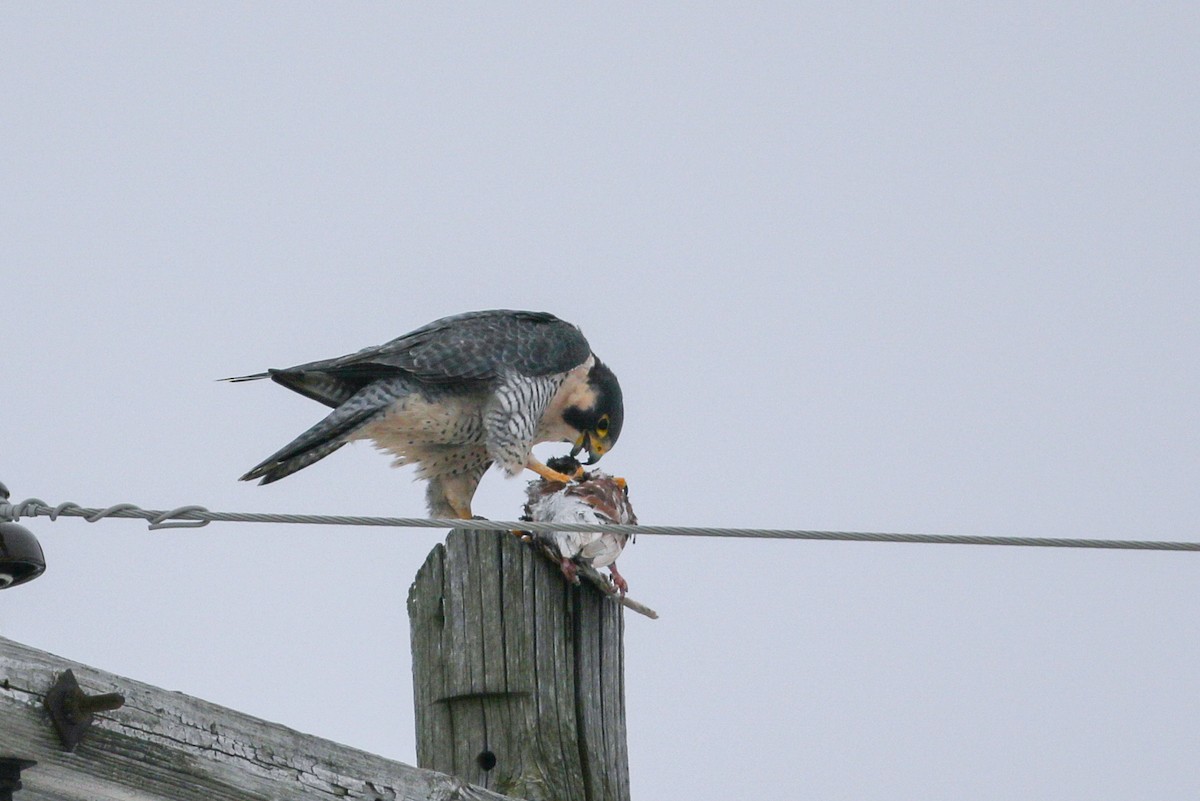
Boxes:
[228,310,623,519]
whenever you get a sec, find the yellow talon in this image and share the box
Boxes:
[527,457,579,484]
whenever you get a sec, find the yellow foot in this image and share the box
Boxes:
[526,458,583,484]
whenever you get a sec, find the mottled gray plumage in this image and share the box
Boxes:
[228,310,624,519]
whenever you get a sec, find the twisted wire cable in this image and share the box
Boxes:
[2,495,1197,551]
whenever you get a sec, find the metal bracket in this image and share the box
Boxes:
[0,758,36,801]
[43,670,125,752]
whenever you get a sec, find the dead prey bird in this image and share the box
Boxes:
[523,455,636,594]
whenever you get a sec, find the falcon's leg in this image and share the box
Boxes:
[608,562,628,595]
[426,493,472,520]
[425,474,481,519]
[525,454,583,484]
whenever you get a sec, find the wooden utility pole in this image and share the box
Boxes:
[0,635,518,801]
[408,528,630,801]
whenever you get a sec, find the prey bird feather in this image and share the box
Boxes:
[523,455,637,595]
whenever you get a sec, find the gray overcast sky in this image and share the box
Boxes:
[3,3,1199,799]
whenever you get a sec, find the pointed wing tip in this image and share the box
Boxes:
[238,466,271,483]
[220,372,271,383]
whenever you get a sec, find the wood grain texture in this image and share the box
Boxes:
[407,530,629,801]
[0,635,517,801]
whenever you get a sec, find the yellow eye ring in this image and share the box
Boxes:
[595,415,610,437]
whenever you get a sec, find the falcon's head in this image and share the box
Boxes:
[564,359,624,465]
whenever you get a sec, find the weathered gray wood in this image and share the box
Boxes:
[0,635,518,801]
[407,530,629,801]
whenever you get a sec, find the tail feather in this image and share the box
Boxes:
[239,380,409,484]
[223,369,360,408]
[267,370,360,409]
[243,439,350,484]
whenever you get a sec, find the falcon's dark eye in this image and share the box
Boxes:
[595,415,610,437]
